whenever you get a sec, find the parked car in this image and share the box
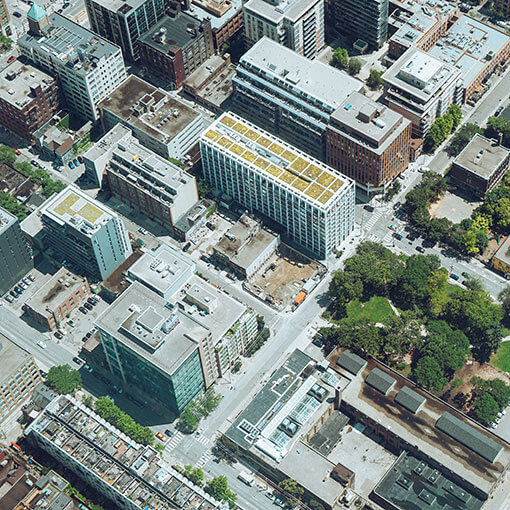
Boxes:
[19,282,27,290]
[13,11,22,17]
[363,204,374,212]
[393,201,402,210]
[69,161,74,169]
[14,286,23,294]
[416,246,425,253]
[387,224,397,231]
[28,274,35,282]
[79,306,88,314]
[84,302,93,311]
[73,357,84,365]
[87,297,97,306]
[7,56,15,64]
[54,331,64,339]
[312,337,324,348]
[164,429,174,438]
[67,320,75,327]
[496,106,504,116]
[156,431,168,442]
[81,336,88,342]
[450,273,460,281]
[83,365,93,373]
[9,290,18,298]
[5,295,14,303]
[12,147,21,155]
[22,277,31,285]
[77,156,84,164]
[461,271,470,278]
[393,233,403,240]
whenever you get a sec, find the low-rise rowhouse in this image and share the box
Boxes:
[449,134,510,199]
[23,267,91,330]
[492,236,510,276]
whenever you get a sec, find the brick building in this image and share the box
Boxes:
[326,92,411,193]
[0,59,60,141]
[23,268,91,330]
[138,10,214,90]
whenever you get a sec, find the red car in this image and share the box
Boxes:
[7,56,15,64]
[11,147,20,155]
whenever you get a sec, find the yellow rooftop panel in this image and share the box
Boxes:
[330,179,344,192]
[258,136,271,148]
[302,164,322,180]
[279,170,295,184]
[218,136,232,148]
[281,149,297,162]
[245,129,259,141]
[230,144,244,155]
[53,192,79,217]
[220,116,236,127]
[242,150,256,162]
[233,122,248,134]
[205,130,219,141]
[269,143,283,155]
[318,189,334,204]
[78,203,103,224]
[292,178,309,192]
[305,183,324,199]
[254,158,269,169]
[290,157,308,173]
[267,165,282,177]
[317,172,335,188]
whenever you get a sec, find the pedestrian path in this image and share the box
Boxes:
[195,434,211,447]
[363,209,384,231]
[382,231,393,244]
[196,450,213,468]
[166,431,184,452]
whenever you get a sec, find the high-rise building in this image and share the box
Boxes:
[85,0,166,62]
[0,0,10,37]
[18,5,127,122]
[0,334,42,421]
[200,113,355,259]
[326,92,412,193]
[334,0,388,50]
[40,186,132,281]
[233,37,362,161]
[0,59,61,141]
[243,0,324,59]
[138,11,215,89]
[382,47,463,137]
[0,207,33,296]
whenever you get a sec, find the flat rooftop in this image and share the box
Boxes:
[238,37,362,113]
[95,281,207,375]
[202,112,352,208]
[454,133,509,180]
[86,0,152,12]
[26,268,88,315]
[330,92,410,152]
[429,15,510,87]
[19,13,121,76]
[190,0,242,31]
[0,206,17,235]
[329,350,510,496]
[244,0,319,24]
[83,122,131,162]
[0,333,33,384]
[139,13,203,52]
[41,186,113,234]
[128,244,195,297]
[99,76,201,144]
[0,59,56,107]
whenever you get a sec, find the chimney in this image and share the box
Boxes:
[498,132,503,146]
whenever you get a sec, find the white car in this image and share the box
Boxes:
[37,340,47,349]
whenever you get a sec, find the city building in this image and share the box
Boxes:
[0,0,10,36]
[18,5,127,122]
[450,134,510,199]
[173,198,215,241]
[101,248,143,301]
[40,186,132,281]
[387,0,457,58]
[334,0,388,50]
[232,37,363,161]
[429,15,510,102]
[382,47,463,137]
[492,236,510,276]
[0,334,42,421]
[22,268,91,330]
[87,124,199,231]
[0,59,60,141]
[0,207,33,296]
[95,281,213,412]
[326,92,412,193]
[200,112,355,259]
[213,213,280,279]
[26,395,221,509]
[99,75,204,160]
[182,54,235,112]
[243,0,324,59]
[84,0,166,62]
[138,11,214,90]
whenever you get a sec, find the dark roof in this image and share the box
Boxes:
[395,386,426,414]
[365,367,396,395]
[436,412,503,463]
[336,350,366,376]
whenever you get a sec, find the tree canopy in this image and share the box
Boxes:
[46,365,82,394]
[331,47,349,69]
[446,123,483,157]
[366,69,383,90]
[205,476,236,504]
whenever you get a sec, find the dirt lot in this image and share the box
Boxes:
[247,244,322,309]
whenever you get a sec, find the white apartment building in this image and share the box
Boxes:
[243,0,324,59]
[200,112,355,259]
[40,186,132,280]
[18,7,127,122]
[382,47,463,137]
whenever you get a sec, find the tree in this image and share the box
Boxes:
[384,180,401,202]
[486,378,510,408]
[366,69,383,90]
[0,190,27,221]
[446,123,483,156]
[46,365,82,394]
[309,501,325,510]
[463,215,489,255]
[15,161,33,176]
[381,311,424,363]
[348,58,362,76]
[177,405,200,433]
[498,286,510,327]
[473,393,499,425]
[485,116,510,148]
[447,103,462,130]
[412,356,448,391]
[212,435,240,464]
[183,465,204,486]
[205,476,237,504]
[492,197,510,230]
[0,145,17,164]
[0,35,13,50]
[279,478,304,501]
[328,270,363,316]
[331,47,349,69]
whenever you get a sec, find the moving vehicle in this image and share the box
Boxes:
[155,432,167,442]
[416,246,425,253]
[7,56,15,64]
[393,233,403,240]
[238,471,255,486]
[387,224,397,231]
[12,147,21,155]
[164,429,174,438]
[450,273,459,281]
[363,205,374,212]
[13,11,22,17]
[37,340,47,349]
[393,201,401,210]
[54,331,64,339]
[496,106,504,116]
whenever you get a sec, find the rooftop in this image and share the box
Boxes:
[0,333,34,384]
[26,395,220,509]
[0,59,56,108]
[429,15,510,87]
[26,268,88,316]
[335,350,366,376]
[238,37,362,113]
[83,122,131,163]
[41,186,113,235]
[98,76,201,144]
[365,367,396,395]
[394,385,426,414]
[95,281,208,375]
[19,13,121,76]
[0,206,17,235]
[202,112,353,208]
[454,133,510,180]
[86,0,155,12]
[139,12,204,52]
[244,0,320,24]
[330,92,410,152]
[189,0,242,31]
[329,351,510,496]
[494,235,510,266]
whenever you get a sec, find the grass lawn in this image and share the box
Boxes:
[346,296,395,323]
[491,342,510,373]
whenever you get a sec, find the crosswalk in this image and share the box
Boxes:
[382,231,393,244]
[195,434,211,447]
[362,209,384,231]
[196,450,213,468]
[166,431,184,452]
